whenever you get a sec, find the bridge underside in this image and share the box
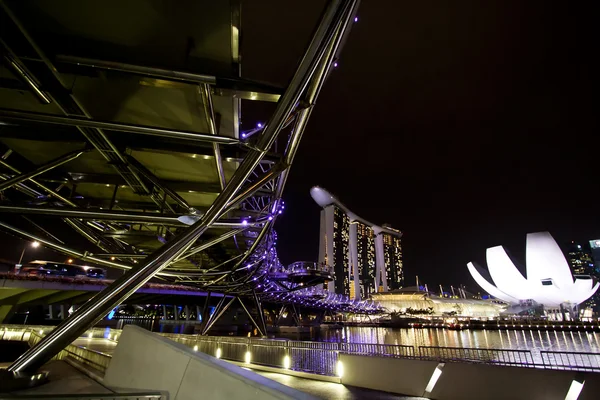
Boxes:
[0,0,367,375]
[0,0,280,287]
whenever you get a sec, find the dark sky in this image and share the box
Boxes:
[242,1,599,287]
[1,2,597,291]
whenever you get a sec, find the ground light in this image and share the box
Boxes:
[564,379,585,400]
[87,332,93,339]
[424,363,445,396]
[193,345,198,352]
[283,355,291,369]
[336,360,344,378]
[244,351,251,364]
[216,348,222,359]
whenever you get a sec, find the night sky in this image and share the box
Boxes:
[242,1,599,288]
[1,1,597,291]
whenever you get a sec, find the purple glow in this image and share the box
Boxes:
[354,16,358,22]
[257,122,263,128]
[268,216,273,221]
[242,220,248,226]
[333,62,338,68]
[242,133,247,138]
[278,210,282,214]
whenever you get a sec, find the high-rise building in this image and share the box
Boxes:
[383,233,403,290]
[312,187,403,299]
[318,204,350,295]
[567,241,595,276]
[586,240,600,310]
[588,240,600,275]
[350,221,376,298]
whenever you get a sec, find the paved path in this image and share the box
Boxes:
[4,336,422,400]
[13,360,113,395]
[66,337,423,399]
[253,370,424,400]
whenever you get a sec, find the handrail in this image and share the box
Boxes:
[540,350,600,372]
[4,324,600,375]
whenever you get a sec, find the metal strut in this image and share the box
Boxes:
[238,297,265,337]
[0,149,86,192]
[253,290,268,337]
[202,296,236,335]
[7,0,357,374]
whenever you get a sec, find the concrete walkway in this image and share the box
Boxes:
[13,361,113,395]
[253,370,424,400]
[6,337,422,399]
[67,337,423,399]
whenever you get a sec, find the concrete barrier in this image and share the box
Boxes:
[431,362,577,400]
[104,325,316,400]
[340,352,600,399]
[339,353,438,396]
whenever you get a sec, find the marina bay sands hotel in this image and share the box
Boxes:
[310,187,403,300]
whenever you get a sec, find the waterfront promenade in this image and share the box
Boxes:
[4,323,600,399]
[2,325,419,399]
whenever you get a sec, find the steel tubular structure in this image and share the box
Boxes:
[1,0,360,373]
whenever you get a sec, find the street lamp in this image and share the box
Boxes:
[16,241,40,269]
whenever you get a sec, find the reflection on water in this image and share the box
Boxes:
[318,327,600,353]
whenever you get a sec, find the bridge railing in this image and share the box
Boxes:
[540,350,600,372]
[0,324,53,341]
[5,325,600,376]
[28,331,112,373]
[418,345,535,367]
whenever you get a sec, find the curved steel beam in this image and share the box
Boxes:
[7,0,357,374]
[0,108,240,145]
[0,205,265,228]
[0,149,86,192]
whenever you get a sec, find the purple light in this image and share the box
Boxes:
[242,219,248,226]
[278,210,282,214]
[242,133,247,138]
[333,62,338,68]
[268,216,273,221]
[354,16,358,22]
[257,122,263,128]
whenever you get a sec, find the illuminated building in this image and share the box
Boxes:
[318,204,350,295]
[467,232,599,316]
[567,241,595,276]
[372,287,504,318]
[588,240,600,275]
[582,240,600,310]
[381,229,403,291]
[350,222,376,298]
[312,187,403,299]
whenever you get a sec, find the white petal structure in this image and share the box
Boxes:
[467,232,599,308]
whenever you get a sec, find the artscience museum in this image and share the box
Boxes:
[467,232,599,318]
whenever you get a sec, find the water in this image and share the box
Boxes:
[316,327,600,354]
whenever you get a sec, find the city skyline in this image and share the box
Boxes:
[252,1,599,288]
[311,187,403,299]
[0,0,596,291]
